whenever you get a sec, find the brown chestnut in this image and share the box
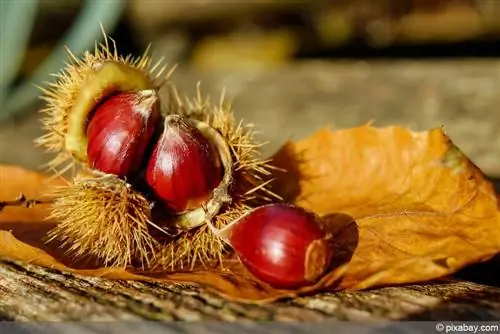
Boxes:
[86,90,160,178]
[207,203,333,289]
[145,114,224,214]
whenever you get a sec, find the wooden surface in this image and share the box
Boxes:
[2,60,500,322]
[1,259,500,322]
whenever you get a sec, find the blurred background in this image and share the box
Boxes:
[0,0,500,172]
[1,0,500,287]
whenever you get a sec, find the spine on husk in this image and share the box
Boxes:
[37,31,280,270]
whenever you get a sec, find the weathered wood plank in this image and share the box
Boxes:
[1,259,499,321]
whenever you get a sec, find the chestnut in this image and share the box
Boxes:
[86,90,160,178]
[207,203,333,289]
[145,114,224,214]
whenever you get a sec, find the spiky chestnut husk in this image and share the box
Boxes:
[44,85,278,270]
[35,28,173,176]
[44,88,273,271]
[35,30,175,267]
[45,171,162,268]
[150,84,282,271]
[34,29,233,229]
[36,30,279,271]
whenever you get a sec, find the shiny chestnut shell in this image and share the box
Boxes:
[145,115,223,213]
[229,204,333,289]
[86,90,159,178]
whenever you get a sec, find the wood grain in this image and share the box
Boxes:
[1,259,499,321]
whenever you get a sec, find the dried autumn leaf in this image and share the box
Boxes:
[1,125,500,303]
[271,125,500,290]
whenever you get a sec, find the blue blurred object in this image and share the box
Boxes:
[0,0,126,122]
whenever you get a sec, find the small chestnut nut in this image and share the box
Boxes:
[86,90,160,178]
[227,204,333,289]
[145,114,224,213]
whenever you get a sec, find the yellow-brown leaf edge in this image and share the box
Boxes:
[270,124,500,291]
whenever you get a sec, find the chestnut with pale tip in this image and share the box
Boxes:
[145,114,224,214]
[205,203,334,289]
[86,90,160,178]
